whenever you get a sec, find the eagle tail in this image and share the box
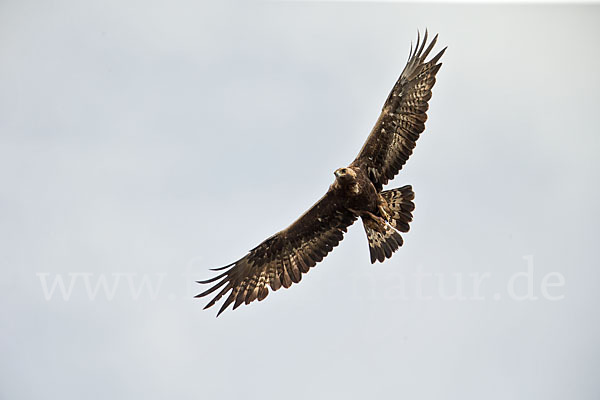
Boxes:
[363,185,415,264]
[364,223,404,264]
[381,185,415,233]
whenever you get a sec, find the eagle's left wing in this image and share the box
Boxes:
[196,190,357,316]
[351,30,446,191]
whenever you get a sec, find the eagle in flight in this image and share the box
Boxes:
[197,31,446,316]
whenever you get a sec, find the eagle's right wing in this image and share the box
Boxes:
[352,30,445,190]
[196,190,357,316]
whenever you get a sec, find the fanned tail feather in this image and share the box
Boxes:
[364,224,404,264]
[381,185,415,233]
[364,185,415,263]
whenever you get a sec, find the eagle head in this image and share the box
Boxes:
[334,167,357,183]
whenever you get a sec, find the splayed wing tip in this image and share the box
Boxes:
[210,262,236,271]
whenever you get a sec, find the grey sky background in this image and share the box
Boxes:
[1,1,599,399]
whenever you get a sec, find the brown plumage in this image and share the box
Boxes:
[196,31,445,316]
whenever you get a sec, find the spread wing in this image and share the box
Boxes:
[196,190,357,316]
[351,30,446,191]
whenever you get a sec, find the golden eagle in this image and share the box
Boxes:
[197,31,446,316]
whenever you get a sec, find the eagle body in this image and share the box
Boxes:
[331,166,395,233]
[197,31,446,316]
[331,167,378,213]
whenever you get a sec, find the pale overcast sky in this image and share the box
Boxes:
[1,1,599,399]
